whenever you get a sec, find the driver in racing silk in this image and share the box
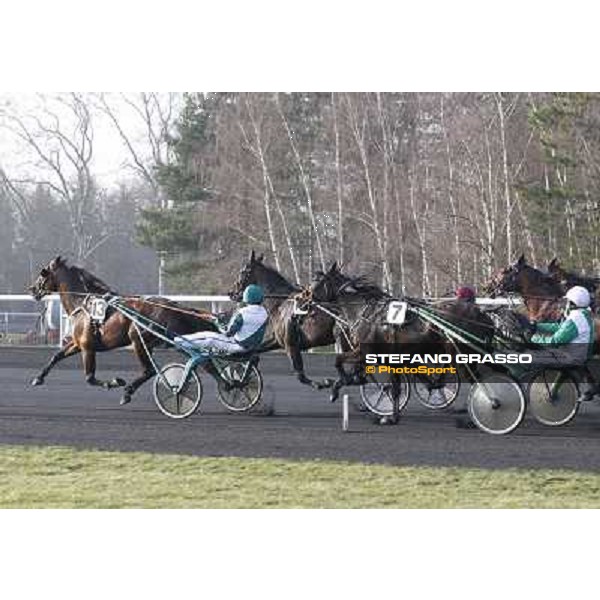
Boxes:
[529,286,599,401]
[455,286,477,304]
[176,284,269,359]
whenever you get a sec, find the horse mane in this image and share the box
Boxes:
[71,265,117,295]
[522,264,563,295]
[549,263,600,291]
[253,260,298,292]
[339,275,389,301]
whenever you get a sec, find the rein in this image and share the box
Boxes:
[36,290,217,322]
[294,293,357,351]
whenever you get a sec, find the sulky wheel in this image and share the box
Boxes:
[468,372,526,435]
[528,369,580,427]
[413,370,461,410]
[217,361,264,413]
[359,373,410,417]
[153,363,203,419]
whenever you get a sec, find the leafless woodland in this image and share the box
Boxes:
[1,92,599,295]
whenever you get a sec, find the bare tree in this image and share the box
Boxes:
[345,93,392,291]
[0,93,109,262]
[94,93,178,197]
[440,94,462,285]
[331,92,345,266]
[93,93,183,292]
[275,93,326,274]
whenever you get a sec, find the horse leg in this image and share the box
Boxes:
[284,318,326,389]
[31,342,81,386]
[120,332,156,406]
[330,351,356,403]
[287,345,332,390]
[81,344,126,391]
[390,375,404,425]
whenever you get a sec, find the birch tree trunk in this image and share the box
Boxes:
[346,94,393,291]
[440,95,462,285]
[275,94,326,273]
[244,96,281,272]
[515,191,538,266]
[495,92,513,263]
[409,170,432,296]
[331,93,345,266]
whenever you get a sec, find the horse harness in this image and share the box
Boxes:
[69,296,111,341]
[292,288,401,352]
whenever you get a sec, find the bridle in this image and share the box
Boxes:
[486,265,520,298]
[30,272,53,301]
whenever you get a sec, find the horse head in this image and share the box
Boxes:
[546,258,599,297]
[311,262,350,302]
[229,251,295,301]
[29,256,67,301]
[546,257,568,287]
[483,254,527,297]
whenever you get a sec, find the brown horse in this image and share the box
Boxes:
[484,254,600,349]
[484,254,564,321]
[229,251,336,388]
[29,256,218,404]
[547,257,600,309]
[308,265,497,403]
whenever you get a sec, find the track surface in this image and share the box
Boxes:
[2,348,600,471]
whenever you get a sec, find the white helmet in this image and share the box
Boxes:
[565,286,591,308]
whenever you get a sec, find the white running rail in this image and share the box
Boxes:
[0,295,233,347]
[0,294,520,347]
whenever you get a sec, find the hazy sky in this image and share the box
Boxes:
[0,92,179,188]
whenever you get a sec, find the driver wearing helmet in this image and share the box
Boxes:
[529,285,598,401]
[455,286,477,304]
[176,284,269,359]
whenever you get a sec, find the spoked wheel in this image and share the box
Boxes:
[413,371,460,410]
[359,373,410,417]
[468,372,526,435]
[154,363,203,419]
[216,360,264,413]
[527,369,580,427]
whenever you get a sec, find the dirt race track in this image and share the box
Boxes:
[2,348,600,471]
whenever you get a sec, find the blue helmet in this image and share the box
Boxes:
[243,284,265,305]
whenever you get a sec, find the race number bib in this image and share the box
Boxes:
[90,299,108,323]
[386,301,408,325]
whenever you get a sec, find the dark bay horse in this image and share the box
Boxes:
[547,257,600,309]
[30,256,218,404]
[484,254,600,349]
[484,254,564,321]
[229,251,336,388]
[309,266,496,403]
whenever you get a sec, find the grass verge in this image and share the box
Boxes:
[1,445,599,508]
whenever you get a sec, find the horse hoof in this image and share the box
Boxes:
[330,393,339,404]
[31,377,44,387]
[120,395,132,406]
